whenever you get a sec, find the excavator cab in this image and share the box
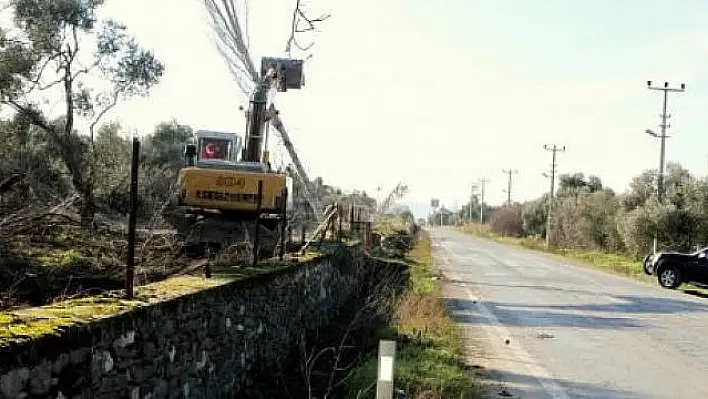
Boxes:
[184,130,243,167]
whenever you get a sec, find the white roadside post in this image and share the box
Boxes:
[376,340,396,398]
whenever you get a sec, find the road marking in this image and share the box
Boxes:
[459,281,571,399]
[436,236,571,399]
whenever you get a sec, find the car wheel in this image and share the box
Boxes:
[658,266,681,289]
[642,254,653,275]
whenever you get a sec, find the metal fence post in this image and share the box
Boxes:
[125,137,140,299]
[376,340,396,399]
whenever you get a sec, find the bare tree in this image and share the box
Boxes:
[202,0,329,95]
[285,0,330,58]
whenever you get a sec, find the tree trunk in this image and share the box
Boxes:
[80,178,95,227]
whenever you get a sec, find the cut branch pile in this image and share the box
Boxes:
[380,232,414,258]
[0,199,192,310]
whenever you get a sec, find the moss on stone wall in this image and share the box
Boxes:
[0,244,395,399]
[0,252,329,347]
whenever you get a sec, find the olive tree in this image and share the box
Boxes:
[0,0,164,223]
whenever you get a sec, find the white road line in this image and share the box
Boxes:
[460,283,570,399]
[437,241,570,399]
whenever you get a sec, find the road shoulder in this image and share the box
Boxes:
[441,279,518,398]
[434,231,568,399]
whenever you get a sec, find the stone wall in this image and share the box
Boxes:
[0,247,405,399]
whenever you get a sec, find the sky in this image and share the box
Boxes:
[96,0,708,218]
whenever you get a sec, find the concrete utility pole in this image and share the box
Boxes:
[469,183,479,222]
[502,169,518,205]
[543,144,565,247]
[478,178,490,223]
[646,80,685,254]
[646,80,685,204]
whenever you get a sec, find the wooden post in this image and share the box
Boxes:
[253,180,263,266]
[349,205,355,233]
[376,340,396,399]
[125,138,140,299]
[337,203,343,242]
[279,210,286,261]
[204,246,213,279]
[364,221,372,253]
[317,214,333,250]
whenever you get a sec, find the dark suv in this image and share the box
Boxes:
[644,247,708,289]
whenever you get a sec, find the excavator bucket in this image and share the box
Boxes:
[261,57,304,91]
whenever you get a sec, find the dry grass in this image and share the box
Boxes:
[345,230,479,399]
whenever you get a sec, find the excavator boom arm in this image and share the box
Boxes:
[268,106,324,223]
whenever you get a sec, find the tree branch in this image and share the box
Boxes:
[285,0,330,57]
[61,24,80,136]
[19,53,61,95]
[71,58,101,81]
[295,7,330,32]
[5,100,53,133]
[89,89,121,140]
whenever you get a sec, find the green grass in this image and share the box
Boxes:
[345,231,479,399]
[36,248,85,268]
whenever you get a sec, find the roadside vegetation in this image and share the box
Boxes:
[460,223,650,280]
[430,165,708,290]
[346,219,479,399]
[434,164,708,259]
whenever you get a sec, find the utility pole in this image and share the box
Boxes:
[646,80,685,254]
[469,183,479,222]
[646,81,685,204]
[543,144,565,247]
[478,178,490,223]
[502,169,518,205]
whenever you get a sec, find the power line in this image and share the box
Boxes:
[502,169,518,205]
[543,144,565,247]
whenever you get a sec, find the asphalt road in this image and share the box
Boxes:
[431,227,708,399]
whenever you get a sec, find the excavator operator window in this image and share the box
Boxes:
[199,138,232,161]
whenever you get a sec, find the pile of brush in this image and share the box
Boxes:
[0,198,194,309]
[380,229,414,258]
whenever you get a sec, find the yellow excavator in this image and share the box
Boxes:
[162,57,303,257]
